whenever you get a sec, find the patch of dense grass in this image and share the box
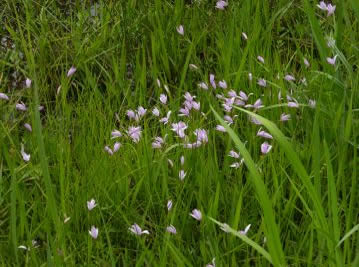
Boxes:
[1,0,359,266]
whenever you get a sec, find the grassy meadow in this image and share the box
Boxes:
[1,0,359,266]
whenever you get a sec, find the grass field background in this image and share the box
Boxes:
[1,0,359,266]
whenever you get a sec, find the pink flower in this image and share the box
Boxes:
[250,115,262,125]
[21,144,30,162]
[160,94,167,104]
[127,109,136,120]
[127,126,142,143]
[166,225,177,234]
[228,150,240,159]
[218,80,227,89]
[326,4,336,16]
[104,146,113,155]
[129,224,149,235]
[24,123,32,132]
[303,58,310,67]
[137,106,147,118]
[216,0,228,9]
[257,78,267,87]
[171,121,187,138]
[16,102,27,111]
[327,55,337,65]
[176,25,184,35]
[152,107,160,117]
[210,74,216,89]
[198,82,208,90]
[89,226,99,239]
[206,258,216,267]
[25,78,32,88]
[216,125,226,132]
[224,115,233,125]
[261,142,272,154]
[230,161,243,168]
[179,170,186,181]
[0,93,9,100]
[257,129,273,139]
[152,136,165,149]
[280,113,291,122]
[257,56,265,64]
[160,111,171,124]
[87,199,97,211]
[67,66,77,77]
[190,209,202,221]
[111,130,122,138]
[113,142,121,152]
[167,200,173,211]
[317,1,327,10]
[194,129,208,144]
[284,74,295,82]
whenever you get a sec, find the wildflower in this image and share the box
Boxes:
[194,129,208,144]
[180,155,185,166]
[239,224,251,235]
[228,150,240,158]
[24,123,32,132]
[160,110,171,124]
[246,98,264,109]
[104,146,113,155]
[257,129,273,139]
[210,74,216,89]
[111,130,122,138]
[257,78,267,87]
[218,80,227,89]
[327,55,337,65]
[189,64,198,70]
[224,115,233,125]
[303,58,310,67]
[16,102,27,111]
[206,258,216,267]
[261,142,272,154]
[216,125,227,132]
[127,126,142,143]
[327,4,336,16]
[166,225,177,234]
[242,32,248,40]
[280,113,291,122]
[21,144,30,162]
[230,162,242,168]
[179,170,186,181]
[317,1,327,10]
[152,136,165,149]
[248,73,253,81]
[89,226,99,239]
[179,107,190,117]
[0,92,9,100]
[284,74,295,82]
[192,101,200,110]
[113,142,121,152]
[152,107,160,117]
[25,78,32,88]
[67,66,77,77]
[137,106,147,118]
[309,99,316,108]
[288,101,299,108]
[250,115,262,125]
[239,91,249,101]
[160,94,168,104]
[190,209,202,221]
[176,25,184,35]
[87,199,97,211]
[216,0,228,9]
[129,223,149,235]
[127,109,136,120]
[257,56,265,64]
[171,121,187,138]
[167,200,173,211]
[198,82,208,90]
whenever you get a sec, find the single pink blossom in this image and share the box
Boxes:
[67,66,77,77]
[261,142,272,154]
[190,209,202,221]
[0,93,9,100]
[129,223,149,235]
[89,226,99,239]
[176,25,184,35]
[166,225,177,234]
